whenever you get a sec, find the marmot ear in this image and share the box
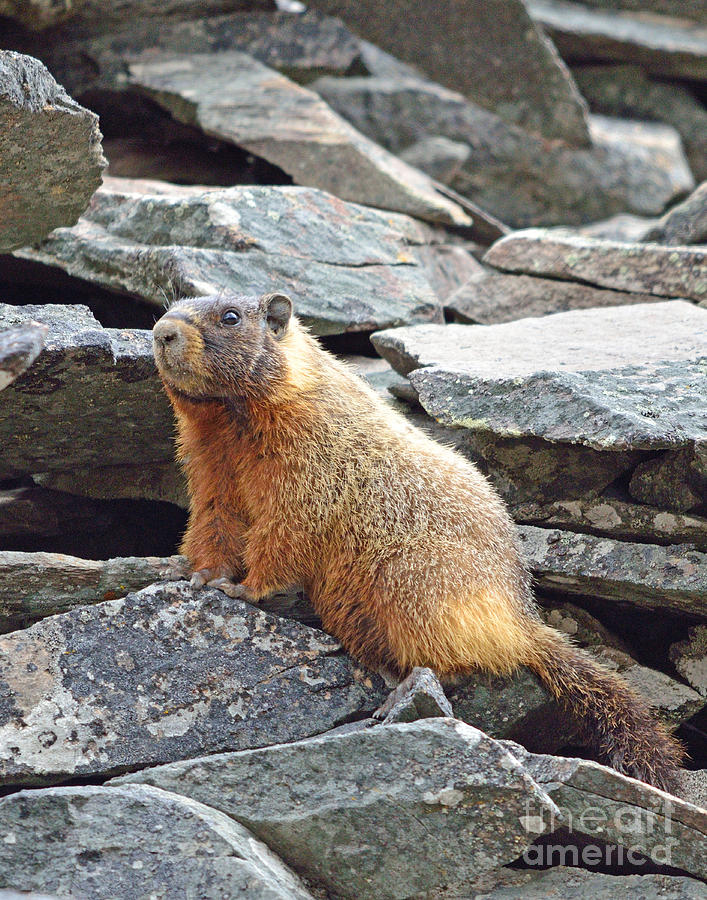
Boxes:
[261,293,292,340]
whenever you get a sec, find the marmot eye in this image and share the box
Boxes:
[221,309,241,326]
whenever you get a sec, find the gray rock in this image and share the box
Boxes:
[630,446,706,513]
[480,868,707,898]
[0,580,388,786]
[529,0,707,82]
[571,212,660,242]
[0,303,173,481]
[675,769,707,811]
[485,229,706,302]
[573,64,707,183]
[518,525,707,619]
[578,0,707,24]
[646,182,707,247]
[417,242,484,304]
[113,718,559,900]
[307,0,591,145]
[372,302,707,452]
[0,52,105,252]
[511,497,707,551]
[0,0,81,29]
[315,76,693,228]
[15,180,444,335]
[446,269,661,325]
[0,551,189,632]
[378,667,453,723]
[504,744,707,882]
[38,462,188,508]
[0,784,314,899]
[0,323,46,391]
[670,625,707,698]
[125,51,470,227]
[399,136,471,185]
[0,485,113,538]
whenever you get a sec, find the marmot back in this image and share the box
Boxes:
[153,291,683,791]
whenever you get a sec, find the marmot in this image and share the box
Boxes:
[153,291,683,791]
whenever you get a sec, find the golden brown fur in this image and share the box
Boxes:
[153,292,683,791]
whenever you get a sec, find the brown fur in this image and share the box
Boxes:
[154,292,683,791]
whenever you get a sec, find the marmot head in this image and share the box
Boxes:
[153,291,292,400]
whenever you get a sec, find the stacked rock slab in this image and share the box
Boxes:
[0,51,105,252]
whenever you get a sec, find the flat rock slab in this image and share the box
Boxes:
[0,551,189,632]
[0,303,173,480]
[483,868,707,898]
[15,181,443,335]
[0,51,105,251]
[372,301,707,452]
[518,525,707,619]
[0,784,314,899]
[529,0,707,81]
[0,580,388,786]
[512,497,707,551]
[447,269,661,325]
[485,229,706,302]
[114,719,559,900]
[308,0,590,145]
[126,51,469,227]
[0,323,46,390]
[506,744,707,882]
[315,75,693,228]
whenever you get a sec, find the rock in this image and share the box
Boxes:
[670,626,707,698]
[0,580,388,786]
[505,744,707,882]
[113,718,559,900]
[528,0,707,82]
[0,51,105,252]
[572,212,659,242]
[0,485,113,539]
[0,551,189,632]
[630,447,706,513]
[646,182,707,247]
[0,784,314,899]
[0,0,80,29]
[125,51,470,227]
[573,64,707,183]
[486,230,706,302]
[399,136,471,185]
[315,76,693,228]
[378,667,453,724]
[579,0,707,25]
[371,302,707,453]
[481,868,707,898]
[0,323,46,390]
[511,497,707,552]
[307,0,591,145]
[38,462,188,509]
[0,303,173,481]
[417,242,484,304]
[14,181,444,335]
[446,269,661,325]
[517,525,707,620]
[675,770,707,810]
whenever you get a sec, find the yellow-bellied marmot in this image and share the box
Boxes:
[153,291,683,791]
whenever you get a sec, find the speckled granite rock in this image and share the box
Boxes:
[113,719,559,900]
[528,0,707,81]
[372,302,707,452]
[125,51,469,227]
[0,303,172,481]
[0,552,189,632]
[0,784,314,899]
[512,497,707,551]
[0,580,388,786]
[315,76,693,228]
[481,868,707,898]
[0,323,46,390]
[308,0,591,145]
[485,231,706,302]
[0,52,105,252]
[15,181,443,335]
[670,626,707,699]
[518,525,707,619]
[446,269,660,324]
[504,743,707,882]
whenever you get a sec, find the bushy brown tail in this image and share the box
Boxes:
[526,623,684,792]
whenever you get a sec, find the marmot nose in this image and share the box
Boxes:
[153,318,183,350]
